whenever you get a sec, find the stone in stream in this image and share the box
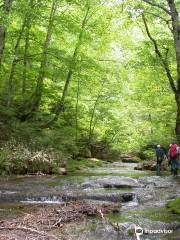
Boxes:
[61,192,134,203]
[135,159,168,171]
[82,177,141,189]
[119,154,141,163]
[57,167,67,175]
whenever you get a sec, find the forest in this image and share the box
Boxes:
[0,1,180,240]
[0,0,179,172]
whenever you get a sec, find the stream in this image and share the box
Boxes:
[0,161,179,240]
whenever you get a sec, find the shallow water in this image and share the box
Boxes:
[0,162,179,240]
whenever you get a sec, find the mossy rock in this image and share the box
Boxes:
[78,148,92,158]
[120,154,142,163]
[135,158,168,171]
[166,198,180,214]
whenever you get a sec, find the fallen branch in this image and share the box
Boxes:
[0,226,59,240]
[53,217,62,227]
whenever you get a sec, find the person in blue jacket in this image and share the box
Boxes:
[156,145,164,176]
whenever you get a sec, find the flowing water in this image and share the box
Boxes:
[0,161,179,240]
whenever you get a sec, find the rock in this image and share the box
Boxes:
[134,164,143,170]
[120,154,141,163]
[161,157,168,170]
[79,148,92,158]
[62,192,134,203]
[86,157,100,162]
[57,167,67,175]
[135,159,168,171]
[134,161,156,171]
[82,177,141,189]
[98,177,141,188]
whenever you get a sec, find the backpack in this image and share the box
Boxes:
[170,144,177,158]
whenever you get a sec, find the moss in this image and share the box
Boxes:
[107,207,180,225]
[66,158,104,173]
[166,198,180,214]
[66,171,154,178]
[47,182,64,187]
[131,207,180,223]
[0,203,37,220]
[107,212,130,223]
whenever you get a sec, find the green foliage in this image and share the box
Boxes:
[0,0,178,169]
[0,140,68,175]
[66,158,104,173]
[167,198,180,215]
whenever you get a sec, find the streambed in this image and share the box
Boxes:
[0,161,179,240]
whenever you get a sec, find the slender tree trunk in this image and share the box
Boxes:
[142,11,180,142]
[88,80,105,146]
[0,0,13,67]
[0,27,6,67]
[20,0,57,120]
[22,20,30,96]
[167,0,180,87]
[88,99,99,146]
[167,0,180,142]
[43,6,90,127]
[75,77,80,143]
[29,0,57,113]
[7,19,26,106]
[175,94,180,142]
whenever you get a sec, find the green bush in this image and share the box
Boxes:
[166,198,180,214]
[0,140,69,175]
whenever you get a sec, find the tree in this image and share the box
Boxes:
[0,0,14,67]
[44,4,90,127]
[22,0,58,117]
[141,0,180,142]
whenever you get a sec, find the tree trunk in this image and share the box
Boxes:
[75,77,80,143]
[28,0,57,114]
[7,19,26,106]
[142,11,180,142]
[43,6,90,128]
[0,0,13,67]
[0,27,6,67]
[175,94,180,143]
[167,0,180,89]
[88,80,105,146]
[22,18,31,96]
[176,103,180,143]
[167,0,180,142]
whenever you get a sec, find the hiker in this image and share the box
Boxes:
[168,144,173,174]
[176,146,180,175]
[169,143,179,176]
[156,145,164,176]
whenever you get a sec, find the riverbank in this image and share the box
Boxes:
[0,161,179,240]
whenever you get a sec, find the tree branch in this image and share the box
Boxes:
[142,0,171,15]
[144,11,173,33]
[142,13,177,94]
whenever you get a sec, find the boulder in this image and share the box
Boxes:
[57,167,67,175]
[62,192,134,203]
[82,177,141,189]
[79,148,92,158]
[120,154,141,163]
[161,157,168,170]
[86,157,100,162]
[134,161,156,171]
[134,159,168,171]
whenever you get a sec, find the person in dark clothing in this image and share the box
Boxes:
[156,145,164,176]
[170,144,179,176]
[168,144,173,174]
